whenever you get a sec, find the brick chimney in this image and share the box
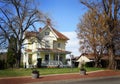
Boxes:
[46,18,51,26]
[39,27,42,32]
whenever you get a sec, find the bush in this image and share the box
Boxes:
[37,58,42,68]
[7,55,16,68]
[32,70,39,74]
[0,59,6,69]
[85,62,95,67]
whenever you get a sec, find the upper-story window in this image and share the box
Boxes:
[58,43,61,48]
[45,40,50,48]
[45,32,49,35]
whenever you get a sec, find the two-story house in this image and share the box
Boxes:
[23,20,71,68]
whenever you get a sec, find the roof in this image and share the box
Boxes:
[76,55,90,62]
[37,48,71,54]
[25,49,32,52]
[25,31,38,38]
[85,53,120,60]
[25,48,71,54]
[51,28,69,40]
[25,25,69,40]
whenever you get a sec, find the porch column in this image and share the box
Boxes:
[25,53,29,68]
[23,52,26,68]
[58,53,60,65]
[49,53,50,65]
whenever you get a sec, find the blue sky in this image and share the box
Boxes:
[38,0,87,57]
[39,0,87,32]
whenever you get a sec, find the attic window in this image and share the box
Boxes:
[45,32,49,35]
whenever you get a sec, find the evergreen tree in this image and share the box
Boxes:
[7,35,16,68]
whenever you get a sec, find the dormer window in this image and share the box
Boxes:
[45,32,49,35]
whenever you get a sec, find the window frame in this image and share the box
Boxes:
[45,32,49,35]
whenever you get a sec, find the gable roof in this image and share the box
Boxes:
[51,28,69,40]
[25,25,69,40]
[25,31,38,38]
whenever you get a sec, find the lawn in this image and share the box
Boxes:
[0,67,104,77]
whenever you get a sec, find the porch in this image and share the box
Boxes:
[38,48,71,68]
[23,48,71,68]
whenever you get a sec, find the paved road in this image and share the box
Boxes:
[28,76,120,84]
[70,76,120,84]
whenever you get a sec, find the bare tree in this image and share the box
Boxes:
[78,0,120,69]
[0,0,45,68]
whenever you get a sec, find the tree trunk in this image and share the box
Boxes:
[18,49,21,68]
[94,55,99,67]
[94,61,99,68]
[94,56,101,68]
[16,43,22,68]
[108,48,115,69]
[16,50,21,68]
[94,48,101,68]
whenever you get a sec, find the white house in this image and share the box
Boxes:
[23,20,71,68]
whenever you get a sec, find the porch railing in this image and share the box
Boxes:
[41,60,63,68]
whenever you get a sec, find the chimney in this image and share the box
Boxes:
[39,27,42,32]
[46,18,51,26]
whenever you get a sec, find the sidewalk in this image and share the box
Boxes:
[0,70,120,84]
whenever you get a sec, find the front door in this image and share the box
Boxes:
[28,54,32,64]
[45,54,49,62]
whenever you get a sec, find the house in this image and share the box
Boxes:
[85,53,120,68]
[76,55,90,63]
[23,19,71,68]
[66,55,80,67]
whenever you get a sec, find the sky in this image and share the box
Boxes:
[38,0,87,57]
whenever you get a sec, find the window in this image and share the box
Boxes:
[45,40,50,48]
[28,54,32,64]
[60,56,63,62]
[53,54,58,61]
[45,54,49,61]
[58,43,61,48]
[45,32,49,35]
[53,54,63,62]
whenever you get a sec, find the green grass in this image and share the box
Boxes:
[0,67,104,77]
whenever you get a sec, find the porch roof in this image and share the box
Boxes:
[37,48,71,54]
